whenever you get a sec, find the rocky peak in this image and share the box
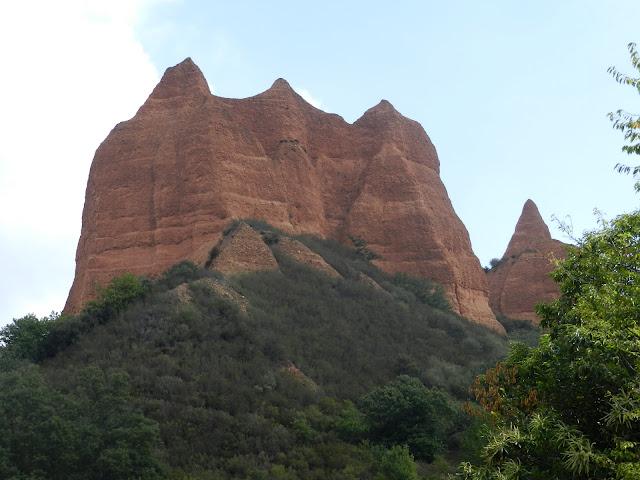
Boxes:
[369,99,398,113]
[354,99,440,172]
[260,77,305,104]
[487,199,567,324]
[146,57,211,102]
[504,199,552,257]
[354,99,402,126]
[270,77,295,91]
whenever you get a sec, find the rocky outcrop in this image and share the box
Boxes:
[487,200,567,324]
[207,223,278,276]
[274,237,341,278]
[357,272,387,292]
[281,363,319,391]
[66,58,504,333]
[171,278,249,313]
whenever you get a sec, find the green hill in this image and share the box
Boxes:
[0,222,531,479]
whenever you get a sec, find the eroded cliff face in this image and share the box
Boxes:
[487,200,567,324]
[66,58,503,333]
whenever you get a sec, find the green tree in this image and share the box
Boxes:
[1,274,151,364]
[0,313,56,362]
[87,272,150,323]
[0,365,166,480]
[457,211,640,479]
[360,376,458,461]
[608,42,640,189]
[376,445,419,480]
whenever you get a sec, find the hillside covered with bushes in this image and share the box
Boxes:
[0,222,532,479]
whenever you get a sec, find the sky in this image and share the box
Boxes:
[1,0,639,325]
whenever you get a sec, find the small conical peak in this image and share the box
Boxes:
[177,57,196,68]
[373,99,397,112]
[259,77,321,114]
[517,200,549,237]
[522,199,539,215]
[354,99,403,127]
[363,99,399,115]
[504,199,552,257]
[263,77,303,103]
[270,77,294,90]
[148,57,211,101]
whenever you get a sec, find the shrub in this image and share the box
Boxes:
[489,258,502,269]
[497,315,540,347]
[205,246,220,268]
[0,312,58,362]
[261,231,280,245]
[159,261,201,289]
[359,376,459,461]
[349,235,380,261]
[375,445,418,480]
[86,273,150,323]
[388,273,450,311]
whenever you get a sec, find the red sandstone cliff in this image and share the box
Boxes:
[487,200,567,324]
[66,58,504,333]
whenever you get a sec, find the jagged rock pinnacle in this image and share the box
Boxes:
[147,57,211,101]
[505,199,552,257]
[372,99,396,111]
[355,99,400,123]
[487,199,567,324]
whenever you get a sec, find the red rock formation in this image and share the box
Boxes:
[208,223,278,275]
[487,200,567,324]
[274,237,341,278]
[66,58,504,333]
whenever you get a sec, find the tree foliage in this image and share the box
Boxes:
[608,42,640,189]
[359,376,458,461]
[0,365,165,480]
[375,444,419,480]
[86,272,150,323]
[458,211,640,479]
[0,313,56,362]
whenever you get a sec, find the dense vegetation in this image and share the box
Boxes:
[457,211,640,479]
[0,226,519,479]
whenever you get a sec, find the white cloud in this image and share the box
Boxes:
[0,0,164,323]
[296,87,323,110]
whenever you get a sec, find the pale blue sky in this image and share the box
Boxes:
[0,1,638,324]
